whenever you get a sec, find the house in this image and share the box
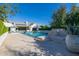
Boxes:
[29,23,39,31]
[3,22,16,32]
[4,21,39,32]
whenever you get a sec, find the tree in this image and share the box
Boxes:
[51,4,79,35]
[51,4,66,28]
[65,4,79,26]
[0,4,18,21]
[65,4,79,35]
[39,25,51,30]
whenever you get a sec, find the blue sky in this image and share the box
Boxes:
[8,3,72,25]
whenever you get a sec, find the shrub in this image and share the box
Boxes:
[0,20,8,36]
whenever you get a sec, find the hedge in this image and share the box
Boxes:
[0,20,8,36]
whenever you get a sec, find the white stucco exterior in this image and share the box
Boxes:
[29,24,39,31]
[4,21,39,32]
[47,29,67,41]
[10,27,16,32]
[0,32,8,46]
[3,22,13,27]
[3,22,16,32]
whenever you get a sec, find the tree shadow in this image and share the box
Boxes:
[34,40,56,56]
[34,38,79,56]
[6,47,44,56]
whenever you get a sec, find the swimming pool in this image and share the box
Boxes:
[23,31,48,38]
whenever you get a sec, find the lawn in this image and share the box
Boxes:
[0,20,8,36]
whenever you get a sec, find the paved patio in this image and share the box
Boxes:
[0,33,78,56]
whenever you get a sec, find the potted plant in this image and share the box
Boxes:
[65,5,79,52]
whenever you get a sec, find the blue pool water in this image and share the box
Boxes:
[23,31,48,38]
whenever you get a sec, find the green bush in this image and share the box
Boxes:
[0,20,8,36]
[39,25,51,30]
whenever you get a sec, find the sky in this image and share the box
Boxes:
[8,3,72,25]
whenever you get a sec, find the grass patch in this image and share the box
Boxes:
[0,20,8,36]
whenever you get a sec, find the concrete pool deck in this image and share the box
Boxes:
[0,33,79,56]
[0,33,41,56]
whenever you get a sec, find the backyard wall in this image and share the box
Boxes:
[0,20,8,46]
[47,29,67,41]
[0,32,8,46]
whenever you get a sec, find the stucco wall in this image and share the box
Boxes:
[47,29,67,41]
[0,32,8,46]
